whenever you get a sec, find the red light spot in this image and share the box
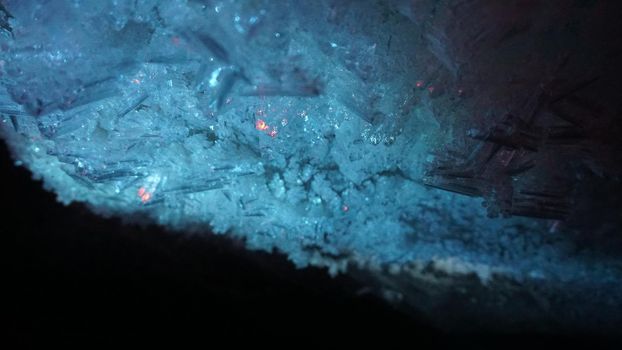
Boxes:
[427,86,435,93]
[415,80,425,88]
[342,205,349,212]
[255,119,269,131]
[138,187,146,197]
[141,192,152,203]
[131,79,141,85]
[268,129,278,138]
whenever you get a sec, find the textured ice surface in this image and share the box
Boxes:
[1,0,621,296]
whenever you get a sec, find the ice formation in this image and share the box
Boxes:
[2,0,622,329]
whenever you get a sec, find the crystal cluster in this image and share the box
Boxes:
[1,0,621,308]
